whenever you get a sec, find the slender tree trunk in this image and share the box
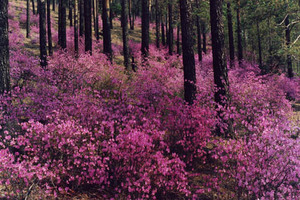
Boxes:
[155,0,160,48]
[102,0,112,59]
[141,0,150,57]
[27,0,31,38]
[195,0,202,62]
[168,0,173,55]
[166,13,169,46]
[32,0,36,15]
[79,0,84,36]
[47,0,53,56]
[285,15,293,78]
[95,0,99,40]
[58,0,61,45]
[52,0,55,11]
[180,0,196,105]
[58,0,66,48]
[121,0,129,69]
[0,0,10,94]
[74,0,79,57]
[69,0,73,27]
[177,23,181,55]
[161,13,165,46]
[202,21,206,54]
[256,21,262,70]
[39,0,48,67]
[85,0,92,54]
[236,0,243,65]
[210,0,230,137]
[227,2,234,67]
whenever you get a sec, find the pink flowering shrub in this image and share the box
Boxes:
[212,126,300,199]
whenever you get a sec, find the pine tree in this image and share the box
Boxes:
[39,0,48,67]
[180,0,196,105]
[0,0,10,93]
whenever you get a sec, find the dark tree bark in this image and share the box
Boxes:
[202,21,206,54]
[102,0,112,59]
[180,0,196,105]
[141,0,150,57]
[166,13,169,46]
[32,0,36,15]
[0,0,10,94]
[285,15,293,78]
[47,0,53,56]
[195,0,202,62]
[177,23,181,55]
[168,0,173,55]
[236,0,243,64]
[69,0,73,27]
[79,0,84,36]
[52,0,55,11]
[27,0,31,38]
[256,21,262,70]
[74,0,79,57]
[121,0,129,69]
[227,2,234,67]
[58,0,67,49]
[39,0,48,67]
[210,0,230,136]
[85,0,92,54]
[155,0,160,48]
[161,13,165,46]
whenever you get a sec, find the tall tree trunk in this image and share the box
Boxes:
[95,0,99,40]
[69,0,73,27]
[39,0,48,67]
[177,23,181,55]
[121,0,129,69]
[195,0,202,62]
[74,0,79,57]
[155,0,160,48]
[58,0,67,48]
[161,13,165,46]
[27,0,31,38]
[285,15,293,78]
[166,13,169,46]
[180,0,196,105]
[103,0,112,59]
[32,0,36,15]
[227,2,234,67]
[168,0,173,55]
[0,0,10,94]
[202,21,206,54]
[85,0,92,54]
[141,0,150,58]
[79,0,84,36]
[256,21,262,70]
[210,0,230,136]
[52,0,55,11]
[236,0,243,65]
[47,0,53,56]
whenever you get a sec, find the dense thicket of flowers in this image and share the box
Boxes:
[0,2,299,199]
